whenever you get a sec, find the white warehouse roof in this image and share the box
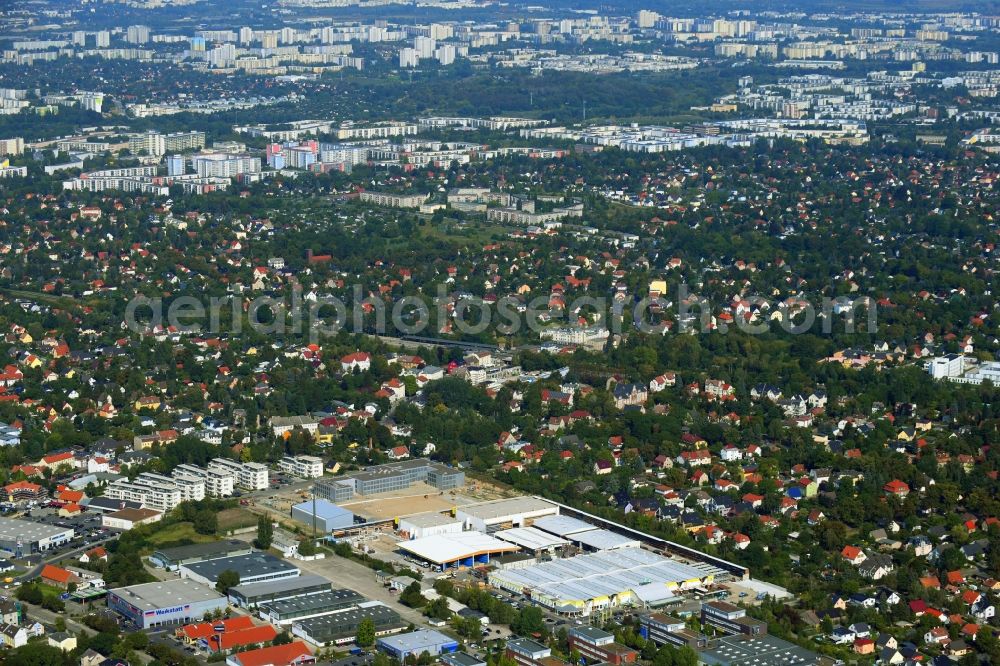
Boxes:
[571,528,641,551]
[456,497,557,523]
[494,527,569,551]
[532,514,599,537]
[398,531,518,565]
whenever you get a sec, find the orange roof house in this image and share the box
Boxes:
[178,616,255,643]
[208,625,278,652]
[228,641,314,666]
[40,564,77,589]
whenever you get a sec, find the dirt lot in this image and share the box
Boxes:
[342,484,458,520]
[218,508,256,531]
[340,476,517,521]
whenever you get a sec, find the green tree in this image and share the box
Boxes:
[4,642,68,666]
[256,515,274,550]
[399,582,426,608]
[356,616,376,647]
[215,569,240,594]
[194,509,218,535]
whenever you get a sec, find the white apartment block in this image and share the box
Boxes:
[129,131,205,157]
[335,122,417,140]
[107,475,182,512]
[191,153,261,178]
[279,455,324,479]
[0,138,24,156]
[927,354,966,379]
[173,463,236,497]
[208,458,269,491]
[153,473,206,502]
[359,191,427,208]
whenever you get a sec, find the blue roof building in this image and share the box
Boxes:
[291,498,354,533]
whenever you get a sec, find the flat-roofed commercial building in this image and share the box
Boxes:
[180,552,299,587]
[506,638,552,666]
[398,531,519,570]
[697,633,825,665]
[107,579,228,629]
[376,629,458,660]
[292,604,406,646]
[456,497,559,534]
[260,589,363,625]
[0,517,73,555]
[291,499,354,533]
[567,626,638,665]
[531,514,598,538]
[441,653,487,666]
[638,613,709,650]
[701,601,767,637]
[489,549,723,616]
[151,540,253,571]
[494,527,568,554]
[228,573,332,609]
[313,458,463,502]
[398,513,463,540]
[570,529,641,552]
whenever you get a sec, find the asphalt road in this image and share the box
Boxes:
[16,535,118,581]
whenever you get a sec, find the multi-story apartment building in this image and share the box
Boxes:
[335,122,417,140]
[129,131,206,157]
[141,472,205,503]
[107,476,182,512]
[359,191,427,209]
[173,463,237,497]
[191,153,261,178]
[279,455,324,479]
[208,458,269,491]
[0,138,24,156]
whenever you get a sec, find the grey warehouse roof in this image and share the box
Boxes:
[0,517,73,543]
[180,552,298,583]
[230,573,332,600]
[109,578,226,610]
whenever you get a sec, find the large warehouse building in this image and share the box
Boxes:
[180,552,300,587]
[456,497,558,533]
[229,574,333,609]
[291,499,354,533]
[292,604,406,647]
[108,579,229,629]
[398,531,518,570]
[397,512,463,540]
[0,517,73,555]
[376,629,458,660]
[488,548,724,616]
[150,540,253,571]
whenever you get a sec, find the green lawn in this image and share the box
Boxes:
[146,522,218,547]
[36,582,65,600]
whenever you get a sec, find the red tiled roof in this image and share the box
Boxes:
[211,625,278,651]
[181,616,255,641]
[231,641,313,666]
[40,564,72,584]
